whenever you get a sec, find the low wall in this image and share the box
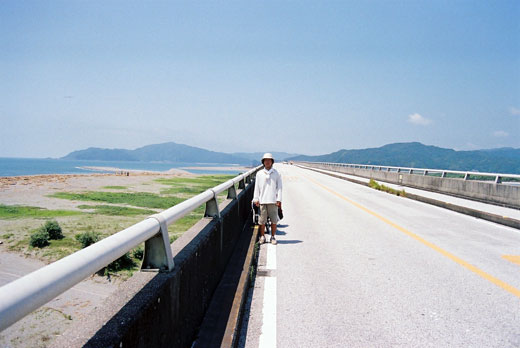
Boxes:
[54,182,255,348]
[303,163,520,209]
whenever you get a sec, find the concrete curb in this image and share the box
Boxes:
[192,223,260,348]
[221,225,259,348]
[297,165,520,230]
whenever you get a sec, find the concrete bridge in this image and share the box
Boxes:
[1,162,519,347]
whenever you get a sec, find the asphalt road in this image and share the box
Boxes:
[242,163,520,348]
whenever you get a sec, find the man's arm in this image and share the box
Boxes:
[276,172,282,207]
[253,173,261,206]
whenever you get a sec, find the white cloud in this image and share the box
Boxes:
[407,113,432,126]
[510,107,520,115]
[493,130,509,137]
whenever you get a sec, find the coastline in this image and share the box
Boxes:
[0,157,250,177]
[78,166,191,175]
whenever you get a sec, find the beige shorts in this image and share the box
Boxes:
[259,204,279,225]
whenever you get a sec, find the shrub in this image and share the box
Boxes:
[99,253,136,276]
[30,227,50,248]
[107,253,136,272]
[75,231,100,248]
[44,220,64,240]
[369,179,381,190]
[132,246,144,260]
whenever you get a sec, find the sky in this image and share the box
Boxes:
[1,1,519,158]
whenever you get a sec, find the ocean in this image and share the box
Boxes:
[0,158,247,177]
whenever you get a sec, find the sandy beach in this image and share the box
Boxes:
[78,166,192,175]
[0,168,194,210]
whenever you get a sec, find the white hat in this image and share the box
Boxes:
[261,152,274,163]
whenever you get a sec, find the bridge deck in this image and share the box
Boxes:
[241,164,520,348]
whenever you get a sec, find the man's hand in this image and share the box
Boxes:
[276,201,281,208]
[255,201,260,207]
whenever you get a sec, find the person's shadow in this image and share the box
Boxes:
[276,224,289,235]
[274,224,302,244]
[277,239,302,244]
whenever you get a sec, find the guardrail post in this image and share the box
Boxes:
[227,184,237,199]
[204,195,220,218]
[464,173,470,180]
[495,176,502,184]
[141,214,175,272]
[441,171,447,178]
[424,170,428,176]
[204,190,223,251]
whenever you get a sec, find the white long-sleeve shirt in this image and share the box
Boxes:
[253,167,282,204]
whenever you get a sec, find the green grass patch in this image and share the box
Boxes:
[102,186,128,190]
[156,175,235,196]
[369,179,406,197]
[50,192,183,209]
[0,204,82,219]
[77,205,156,216]
[41,237,83,260]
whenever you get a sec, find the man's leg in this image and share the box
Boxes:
[270,223,278,244]
[259,224,266,243]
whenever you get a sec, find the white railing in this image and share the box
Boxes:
[0,165,262,332]
[297,161,520,184]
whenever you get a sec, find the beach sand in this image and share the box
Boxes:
[0,168,194,210]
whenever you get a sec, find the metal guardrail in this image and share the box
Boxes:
[297,161,520,184]
[0,165,262,332]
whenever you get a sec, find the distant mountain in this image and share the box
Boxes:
[62,142,251,165]
[288,142,520,174]
[232,152,301,163]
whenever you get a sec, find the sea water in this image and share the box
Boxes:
[0,158,246,177]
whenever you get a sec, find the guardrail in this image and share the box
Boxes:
[298,161,520,184]
[0,165,262,332]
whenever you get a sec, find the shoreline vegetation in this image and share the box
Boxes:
[0,170,238,275]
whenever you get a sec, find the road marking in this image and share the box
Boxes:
[305,174,520,299]
[259,243,277,348]
[266,243,277,270]
[503,255,520,266]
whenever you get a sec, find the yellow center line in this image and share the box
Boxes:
[503,255,520,267]
[304,174,520,299]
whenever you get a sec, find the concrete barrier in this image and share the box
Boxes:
[302,163,520,209]
[54,181,255,348]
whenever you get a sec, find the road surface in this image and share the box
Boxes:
[241,163,520,348]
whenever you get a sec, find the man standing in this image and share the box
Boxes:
[253,153,283,245]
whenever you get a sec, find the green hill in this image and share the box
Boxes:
[232,152,300,162]
[288,142,520,174]
[62,142,251,165]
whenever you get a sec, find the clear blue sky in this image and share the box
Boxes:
[1,0,519,158]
